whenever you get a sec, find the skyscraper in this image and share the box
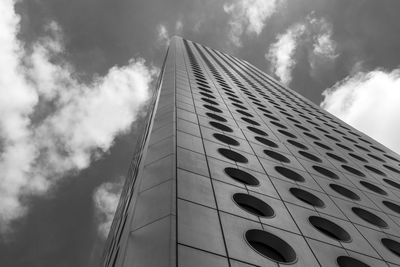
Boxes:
[102,37,400,266]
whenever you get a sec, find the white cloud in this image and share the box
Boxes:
[193,20,203,32]
[0,0,156,232]
[313,32,337,59]
[266,14,338,84]
[93,179,123,239]
[157,21,184,47]
[175,20,183,34]
[321,68,400,154]
[223,0,284,47]
[156,24,170,47]
[308,16,338,60]
[266,23,305,84]
[308,16,338,78]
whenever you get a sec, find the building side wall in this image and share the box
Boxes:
[174,38,400,266]
[104,36,400,267]
[120,38,177,267]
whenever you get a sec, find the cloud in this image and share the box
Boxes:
[321,68,400,154]
[156,20,184,47]
[156,24,170,47]
[175,20,183,34]
[308,16,338,78]
[223,0,284,47]
[266,23,305,84]
[0,0,156,232]
[266,14,338,84]
[93,179,123,239]
[313,32,337,59]
[309,16,338,60]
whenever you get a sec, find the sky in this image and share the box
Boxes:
[1,0,400,266]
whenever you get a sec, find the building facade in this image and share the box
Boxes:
[102,37,400,266]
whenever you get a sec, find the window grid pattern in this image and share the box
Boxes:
[103,37,400,267]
